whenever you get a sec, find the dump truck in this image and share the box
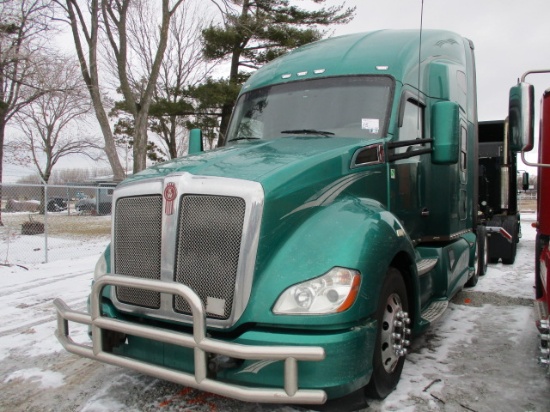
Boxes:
[54,30,487,404]
[508,70,550,372]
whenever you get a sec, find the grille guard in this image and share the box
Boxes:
[53,274,327,404]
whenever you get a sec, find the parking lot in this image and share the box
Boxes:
[0,206,548,411]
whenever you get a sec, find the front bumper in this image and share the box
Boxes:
[54,275,375,404]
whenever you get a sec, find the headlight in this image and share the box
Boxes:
[93,249,108,281]
[273,267,361,315]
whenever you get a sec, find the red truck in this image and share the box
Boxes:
[509,70,550,372]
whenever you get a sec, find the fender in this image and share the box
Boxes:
[95,245,112,300]
[235,195,417,330]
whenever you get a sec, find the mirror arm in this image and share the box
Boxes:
[513,69,550,168]
[521,150,550,168]
[521,69,550,82]
[388,138,433,149]
[388,148,432,162]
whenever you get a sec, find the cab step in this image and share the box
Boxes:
[535,300,549,330]
[421,300,448,323]
[534,301,550,373]
[416,258,438,276]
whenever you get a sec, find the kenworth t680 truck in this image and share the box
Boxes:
[508,70,550,373]
[54,30,487,404]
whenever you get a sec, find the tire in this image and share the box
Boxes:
[365,268,410,399]
[486,216,504,263]
[46,200,57,212]
[467,225,487,287]
[101,330,127,352]
[478,225,488,276]
[502,242,517,265]
[501,216,519,265]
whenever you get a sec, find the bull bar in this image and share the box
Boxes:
[53,275,327,404]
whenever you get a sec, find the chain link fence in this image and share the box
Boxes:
[518,191,538,213]
[0,181,538,267]
[1,183,115,266]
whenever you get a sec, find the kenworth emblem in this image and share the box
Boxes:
[164,182,177,215]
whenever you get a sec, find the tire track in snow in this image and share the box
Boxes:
[0,268,91,338]
[0,300,87,338]
[0,269,92,297]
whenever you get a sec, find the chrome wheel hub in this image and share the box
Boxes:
[380,293,411,373]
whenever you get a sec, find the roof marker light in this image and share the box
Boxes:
[297,71,308,76]
[314,69,326,74]
[376,66,389,71]
[281,74,292,79]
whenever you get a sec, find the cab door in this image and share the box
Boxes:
[389,95,428,243]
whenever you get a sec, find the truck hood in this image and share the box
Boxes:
[130,135,387,292]
[121,137,373,193]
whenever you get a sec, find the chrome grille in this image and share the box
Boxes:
[114,195,163,309]
[174,195,245,319]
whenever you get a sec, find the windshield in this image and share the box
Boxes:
[226,76,393,142]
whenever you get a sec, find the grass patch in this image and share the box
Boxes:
[2,213,111,238]
[518,198,537,213]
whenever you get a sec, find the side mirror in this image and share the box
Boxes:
[508,82,534,152]
[522,172,529,191]
[431,101,459,165]
[188,129,204,154]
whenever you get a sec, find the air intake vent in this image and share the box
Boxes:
[114,195,163,309]
[174,195,245,319]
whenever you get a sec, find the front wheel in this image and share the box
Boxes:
[365,268,410,399]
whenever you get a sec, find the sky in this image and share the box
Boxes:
[4,0,550,181]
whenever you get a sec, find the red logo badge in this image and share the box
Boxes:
[164,183,177,215]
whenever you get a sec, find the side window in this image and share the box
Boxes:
[397,99,424,154]
[401,100,424,139]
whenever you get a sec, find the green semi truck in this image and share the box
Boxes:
[54,30,487,404]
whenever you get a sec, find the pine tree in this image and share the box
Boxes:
[202,0,356,144]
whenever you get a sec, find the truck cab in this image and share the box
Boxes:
[477,120,521,264]
[508,72,550,372]
[54,30,484,404]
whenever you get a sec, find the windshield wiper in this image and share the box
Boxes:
[229,137,261,142]
[280,129,335,136]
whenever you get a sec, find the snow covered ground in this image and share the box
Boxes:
[0,212,112,266]
[0,214,549,411]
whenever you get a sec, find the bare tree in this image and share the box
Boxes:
[54,0,125,180]
[50,166,112,183]
[151,1,215,159]
[0,0,58,225]
[56,0,185,174]
[111,0,215,159]
[100,0,184,173]
[6,55,100,183]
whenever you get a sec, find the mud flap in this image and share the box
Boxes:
[486,215,519,264]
